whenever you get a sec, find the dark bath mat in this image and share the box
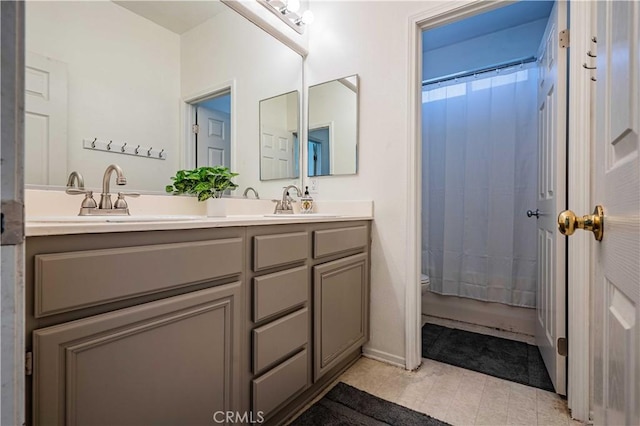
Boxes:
[422,323,555,392]
[289,382,450,426]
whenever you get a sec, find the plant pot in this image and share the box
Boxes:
[206,197,227,217]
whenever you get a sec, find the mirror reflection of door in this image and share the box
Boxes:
[308,127,330,176]
[258,91,300,180]
[194,93,231,168]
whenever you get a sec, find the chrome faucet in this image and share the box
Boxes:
[242,187,260,199]
[65,165,139,216]
[66,171,85,191]
[99,164,127,209]
[65,171,98,213]
[273,185,302,214]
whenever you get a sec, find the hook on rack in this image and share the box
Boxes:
[83,138,166,160]
[591,36,597,43]
[582,63,597,70]
[587,50,596,58]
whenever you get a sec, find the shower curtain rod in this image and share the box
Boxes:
[422,56,537,87]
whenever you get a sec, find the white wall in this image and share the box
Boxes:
[423,19,547,81]
[306,0,473,365]
[181,7,303,198]
[25,1,181,192]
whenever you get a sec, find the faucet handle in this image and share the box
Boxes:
[114,192,140,210]
[65,187,90,195]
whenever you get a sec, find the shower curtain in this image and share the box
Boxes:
[422,64,538,308]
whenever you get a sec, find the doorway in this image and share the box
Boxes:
[191,92,231,168]
[417,0,568,395]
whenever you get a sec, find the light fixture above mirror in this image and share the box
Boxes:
[258,0,314,34]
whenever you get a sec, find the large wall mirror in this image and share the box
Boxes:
[25,0,303,195]
[259,91,300,180]
[307,75,358,177]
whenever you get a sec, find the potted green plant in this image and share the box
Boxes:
[166,166,239,216]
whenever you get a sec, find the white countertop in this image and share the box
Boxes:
[26,214,373,237]
[25,189,374,236]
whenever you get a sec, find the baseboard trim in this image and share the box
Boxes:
[422,292,536,336]
[362,347,406,369]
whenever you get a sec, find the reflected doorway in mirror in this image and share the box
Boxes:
[192,93,231,169]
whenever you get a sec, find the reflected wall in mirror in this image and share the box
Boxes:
[259,91,300,180]
[307,75,359,177]
[25,1,303,194]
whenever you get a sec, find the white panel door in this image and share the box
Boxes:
[25,51,68,185]
[592,1,640,424]
[196,107,230,168]
[260,125,293,180]
[535,0,567,395]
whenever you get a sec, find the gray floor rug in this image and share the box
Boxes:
[422,323,555,392]
[290,382,450,426]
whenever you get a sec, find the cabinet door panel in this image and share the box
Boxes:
[313,253,369,381]
[33,283,241,426]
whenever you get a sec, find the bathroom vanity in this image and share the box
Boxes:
[24,217,371,425]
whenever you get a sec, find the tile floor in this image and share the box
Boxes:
[290,318,585,426]
[336,357,584,426]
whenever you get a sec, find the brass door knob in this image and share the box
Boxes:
[557,205,604,241]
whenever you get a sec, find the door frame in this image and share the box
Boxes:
[405,1,591,421]
[181,81,236,171]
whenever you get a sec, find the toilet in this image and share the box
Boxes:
[421,273,430,295]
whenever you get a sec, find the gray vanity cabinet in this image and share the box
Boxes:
[25,221,371,426]
[312,226,369,382]
[245,226,312,421]
[25,228,245,426]
[32,283,241,426]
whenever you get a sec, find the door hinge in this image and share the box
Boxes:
[1,200,24,246]
[191,124,199,134]
[559,29,570,48]
[25,352,33,376]
[557,337,568,356]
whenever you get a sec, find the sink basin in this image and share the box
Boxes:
[263,213,340,218]
[28,215,205,223]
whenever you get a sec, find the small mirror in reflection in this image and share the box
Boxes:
[307,75,358,177]
[259,91,300,180]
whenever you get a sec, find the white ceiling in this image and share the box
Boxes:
[112,1,228,35]
[423,1,554,51]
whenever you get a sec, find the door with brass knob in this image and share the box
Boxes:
[533,0,568,397]
[591,1,640,423]
[557,205,604,241]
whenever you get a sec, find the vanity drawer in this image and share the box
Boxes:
[253,232,308,272]
[252,349,307,417]
[253,266,308,323]
[313,225,368,259]
[253,307,308,374]
[34,238,243,317]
